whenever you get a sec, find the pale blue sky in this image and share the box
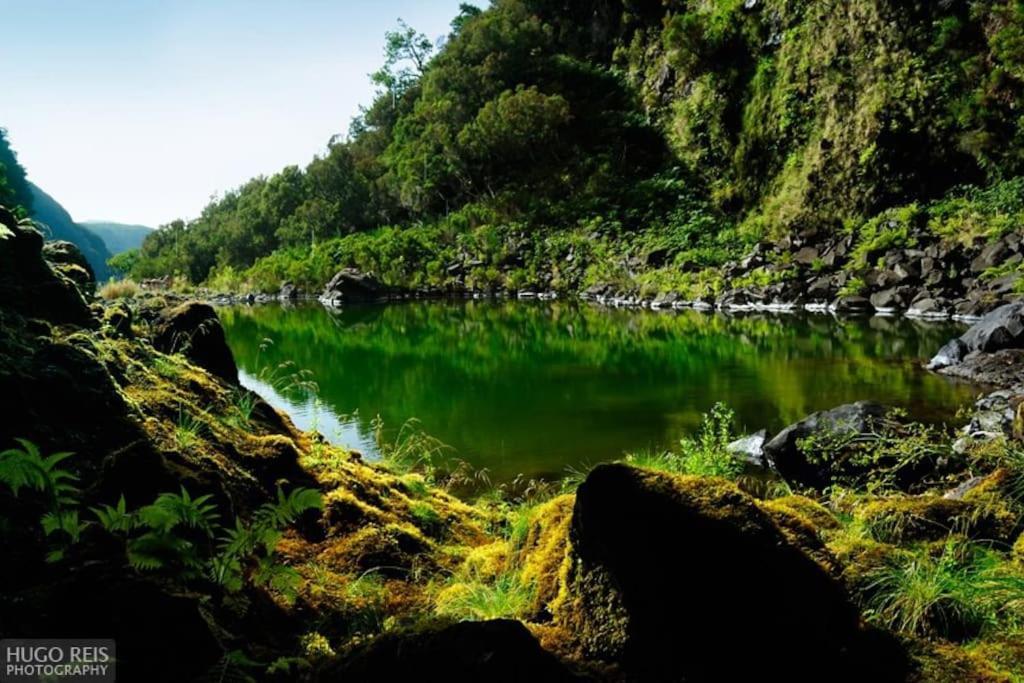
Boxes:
[0,1,471,226]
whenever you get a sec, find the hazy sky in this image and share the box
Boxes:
[1,1,470,226]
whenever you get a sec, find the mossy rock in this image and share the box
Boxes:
[516,495,575,620]
[911,641,1017,683]
[151,301,238,384]
[550,463,906,681]
[855,494,1018,545]
[1014,533,1024,563]
[319,619,582,682]
[763,494,841,530]
[317,523,432,577]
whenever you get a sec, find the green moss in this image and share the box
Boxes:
[855,494,1018,545]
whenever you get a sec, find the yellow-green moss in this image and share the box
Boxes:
[855,493,1018,545]
[762,495,840,530]
[517,495,575,619]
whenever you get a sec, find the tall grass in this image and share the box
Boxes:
[435,572,533,621]
[865,539,1024,640]
[99,279,140,300]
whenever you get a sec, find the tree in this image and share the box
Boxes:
[371,19,435,105]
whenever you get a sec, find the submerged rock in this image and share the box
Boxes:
[152,301,239,384]
[763,401,888,489]
[557,464,905,682]
[322,619,585,682]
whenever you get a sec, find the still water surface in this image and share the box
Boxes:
[220,302,980,483]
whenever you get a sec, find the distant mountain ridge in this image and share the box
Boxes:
[28,182,112,281]
[81,221,153,254]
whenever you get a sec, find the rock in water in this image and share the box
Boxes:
[152,302,239,384]
[562,464,905,682]
[322,620,585,682]
[929,301,1024,369]
[320,268,388,305]
[763,401,887,489]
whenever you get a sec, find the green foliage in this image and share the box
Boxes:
[96,484,323,601]
[625,402,743,479]
[435,572,533,621]
[0,439,83,561]
[0,128,32,218]
[865,539,1024,640]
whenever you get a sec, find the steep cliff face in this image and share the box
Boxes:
[531,0,1024,236]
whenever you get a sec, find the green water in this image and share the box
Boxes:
[219,301,981,483]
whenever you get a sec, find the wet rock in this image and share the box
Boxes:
[563,464,905,682]
[870,287,911,311]
[929,301,1024,370]
[321,620,585,683]
[763,401,888,489]
[938,348,1024,388]
[152,302,238,384]
[830,295,873,314]
[320,268,389,304]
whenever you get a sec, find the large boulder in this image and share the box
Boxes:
[0,206,94,327]
[43,239,96,293]
[321,620,585,682]
[762,401,888,489]
[319,268,388,305]
[152,302,238,384]
[558,464,905,682]
[928,301,1024,369]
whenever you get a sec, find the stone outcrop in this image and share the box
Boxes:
[320,268,389,305]
[762,401,888,489]
[152,301,239,383]
[555,464,905,682]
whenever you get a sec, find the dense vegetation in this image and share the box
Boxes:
[122,0,1024,295]
[0,128,32,218]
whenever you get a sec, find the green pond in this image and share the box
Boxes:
[219,301,981,483]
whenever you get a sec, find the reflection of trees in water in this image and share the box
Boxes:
[219,302,977,481]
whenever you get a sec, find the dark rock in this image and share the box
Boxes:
[43,240,96,293]
[807,276,834,300]
[938,348,1024,388]
[278,281,300,300]
[763,401,889,489]
[103,302,134,338]
[971,240,1010,273]
[645,247,670,268]
[794,246,819,266]
[320,268,388,304]
[564,464,906,682]
[831,295,873,314]
[321,620,585,683]
[934,301,1024,367]
[152,302,238,384]
[0,209,94,327]
[870,287,911,311]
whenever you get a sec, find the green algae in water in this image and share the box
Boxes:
[220,301,980,484]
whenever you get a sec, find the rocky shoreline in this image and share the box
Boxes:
[190,219,1024,327]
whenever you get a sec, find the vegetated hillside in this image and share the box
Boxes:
[127,0,1024,295]
[81,221,153,254]
[0,128,32,218]
[28,182,112,281]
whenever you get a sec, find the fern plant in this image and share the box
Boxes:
[95,484,323,601]
[0,438,85,562]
